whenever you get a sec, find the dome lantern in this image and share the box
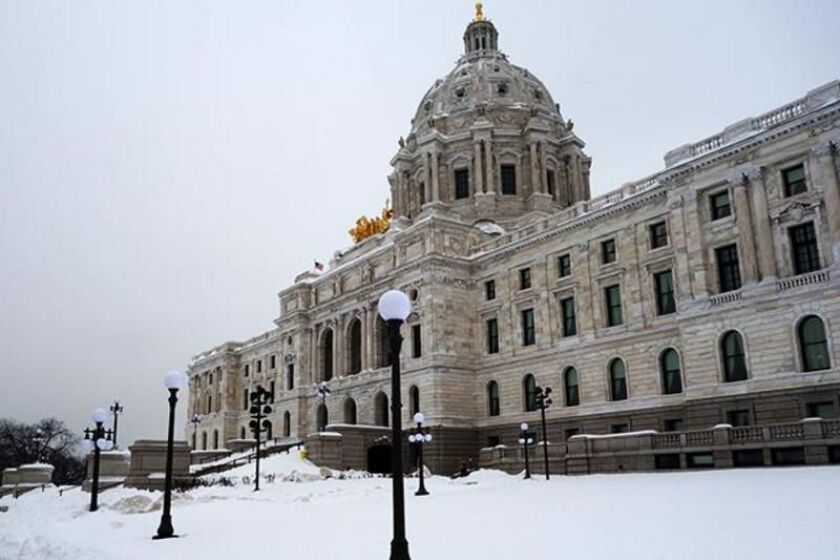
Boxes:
[463,6,499,58]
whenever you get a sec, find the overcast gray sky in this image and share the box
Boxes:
[1,1,838,448]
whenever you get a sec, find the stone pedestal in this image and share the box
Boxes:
[124,439,191,491]
[0,468,19,497]
[16,463,55,495]
[303,432,344,471]
[83,451,130,492]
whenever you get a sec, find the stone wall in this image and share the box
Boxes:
[480,418,840,475]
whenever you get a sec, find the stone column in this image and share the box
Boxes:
[473,142,484,193]
[431,151,440,202]
[395,171,407,217]
[539,143,548,196]
[484,139,495,193]
[813,139,840,263]
[562,157,572,204]
[530,142,541,193]
[730,170,758,284]
[743,165,777,280]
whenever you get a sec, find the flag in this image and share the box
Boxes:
[314,260,324,272]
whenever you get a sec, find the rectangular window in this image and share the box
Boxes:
[500,164,517,194]
[546,169,556,196]
[663,418,684,432]
[789,222,820,275]
[412,324,422,358]
[243,389,249,410]
[486,318,499,354]
[270,355,276,369]
[208,373,213,385]
[521,308,535,346]
[454,168,470,199]
[654,270,676,315]
[716,244,742,293]
[604,285,623,327]
[257,360,262,373]
[610,423,630,434]
[806,402,835,419]
[655,454,681,470]
[733,450,764,468]
[487,436,501,447]
[244,364,250,376]
[771,447,806,466]
[269,381,275,402]
[782,164,807,197]
[485,279,496,300]
[726,409,751,427]
[557,254,571,278]
[687,453,715,469]
[286,363,295,390]
[649,221,668,249]
[601,238,616,264]
[710,191,731,220]
[560,297,577,337]
[519,268,531,290]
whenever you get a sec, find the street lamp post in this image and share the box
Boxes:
[518,422,533,480]
[535,386,553,480]
[110,401,124,449]
[83,408,114,512]
[407,412,432,496]
[378,289,413,560]
[154,370,185,541]
[248,385,273,492]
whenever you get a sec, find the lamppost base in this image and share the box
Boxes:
[390,538,411,560]
[415,488,429,496]
[154,515,176,540]
[152,534,179,541]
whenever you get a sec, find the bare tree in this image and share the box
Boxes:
[0,418,86,485]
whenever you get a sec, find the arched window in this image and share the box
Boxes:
[213,430,219,450]
[191,432,197,449]
[660,349,683,394]
[202,431,208,450]
[609,359,627,401]
[348,319,362,375]
[721,331,748,382]
[240,426,246,439]
[344,398,357,425]
[264,420,273,441]
[374,392,389,427]
[523,374,537,412]
[206,395,212,414]
[409,386,420,416]
[316,403,329,432]
[564,367,579,406]
[283,411,291,437]
[321,329,334,381]
[378,317,392,368]
[799,316,830,372]
[487,381,500,416]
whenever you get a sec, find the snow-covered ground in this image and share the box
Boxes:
[2,453,839,560]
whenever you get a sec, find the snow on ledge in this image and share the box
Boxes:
[569,430,658,440]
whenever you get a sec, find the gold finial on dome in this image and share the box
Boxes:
[474,2,485,22]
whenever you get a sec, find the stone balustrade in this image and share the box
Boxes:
[479,418,840,476]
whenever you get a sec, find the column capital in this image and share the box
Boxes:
[812,137,839,159]
[728,164,761,185]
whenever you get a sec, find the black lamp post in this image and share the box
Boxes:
[378,289,413,560]
[33,429,46,463]
[518,422,533,480]
[248,385,273,492]
[83,408,114,512]
[408,412,432,496]
[110,401,124,449]
[154,370,185,541]
[535,386,553,480]
[190,414,201,449]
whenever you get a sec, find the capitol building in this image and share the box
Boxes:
[187,8,840,474]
